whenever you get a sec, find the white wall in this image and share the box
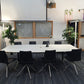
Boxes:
[47,0,84,42]
[48,0,84,22]
[1,0,84,46]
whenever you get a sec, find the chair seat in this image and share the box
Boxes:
[43,41,50,45]
[65,56,81,62]
[42,58,56,63]
[65,56,74,62]
[29,41,36,44]
[65,49,81,62]
[54,41,62,44]
[0,60,8,65]
[14,42,22,45]
[19,61,33,65]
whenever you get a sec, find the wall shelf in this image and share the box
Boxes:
[47,3,56,8]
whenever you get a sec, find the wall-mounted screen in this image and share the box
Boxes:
[1,0,46,21]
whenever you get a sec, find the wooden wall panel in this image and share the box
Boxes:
[33,22,36,38]
[77,22,81,48]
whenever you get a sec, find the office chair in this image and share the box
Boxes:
[43,41,50,45]
[29,41,36,45]
[64,49,82,75]
[14,42,22,45]
[54,41,62,44]
[17,51,36,79]
[0,51,15,78]
[39,50,57,77]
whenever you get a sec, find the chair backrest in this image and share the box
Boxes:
[44,50,56,60]
[18,51,33,64]
[0,51,8,64]
[67,49,82,61]
[43,41,50,45]
[29,41,36,45]
[14,42,22,45]
[54,41,62,44]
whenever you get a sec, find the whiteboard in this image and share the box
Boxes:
[1,0,46,21]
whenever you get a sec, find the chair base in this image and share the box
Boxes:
[6,65,8,78]
[17,64,36,79]
[64,59,78,75]
[39,63,57,77]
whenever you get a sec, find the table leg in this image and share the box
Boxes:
[62,52,64,61]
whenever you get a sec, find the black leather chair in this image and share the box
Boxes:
[64,49,82,75]
[29,41,36,45]
[0,51,15,78]
[54,41,62,44]
[17,51,36,79]
[39,50,57,77]
[14,42,22,45]
[43,41,50,45]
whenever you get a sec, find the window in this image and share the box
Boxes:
[36,22,52,37]
[16,22,33,38]
[15,21,53,39]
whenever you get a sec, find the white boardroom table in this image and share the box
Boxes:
[2,44,78,53]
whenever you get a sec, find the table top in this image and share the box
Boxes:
[2,44,78,53]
